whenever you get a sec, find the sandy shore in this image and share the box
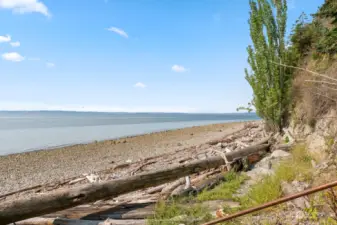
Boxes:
[0,122,245,195]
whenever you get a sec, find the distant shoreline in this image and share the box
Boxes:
[0,110,256,114]
[0,113,260,156]
[1,119,260,157]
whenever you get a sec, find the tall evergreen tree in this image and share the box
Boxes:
[245,0,289,131]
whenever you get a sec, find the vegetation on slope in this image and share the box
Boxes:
[290,0,337,128]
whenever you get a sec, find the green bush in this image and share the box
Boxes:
[316,28,337,55]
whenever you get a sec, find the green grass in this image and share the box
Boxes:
[239,144,313,208]
[197,172,247,201]
[147,200,212,225]
[147,172,246,225]
[149,145,315,224]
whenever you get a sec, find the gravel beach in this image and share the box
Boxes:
[0,122,245,195]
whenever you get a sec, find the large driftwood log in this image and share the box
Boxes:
[0,143,269,224]
[16,218,146,225]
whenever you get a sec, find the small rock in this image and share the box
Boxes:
[216,142,223,148]
[246,167,273,180]
[311,160,316,168]
[295,210,306,221]
[271,150,291,158]
[315,161,329,172]
[126,159,132,163]
[177,143,183,146]
[86,174,100,183]
[122,140,127,143]
[281,181,309,209]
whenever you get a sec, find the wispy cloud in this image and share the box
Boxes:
[107,27,129,38]
[46,62,55,68]
[0,35,11,43]
[10,41,20,47]
[134,82,146,88]
[2,52,25,62]
[0,0,50,17]
[172,65,188,73]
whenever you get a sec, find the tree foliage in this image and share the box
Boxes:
[315,0,337,24]
[245,0,292,130]
[290,1,337,57]
[236,102,253,113]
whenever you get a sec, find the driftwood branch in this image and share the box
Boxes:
[0,143,269,224]
[272,61,337,82]
[305,80,337,86]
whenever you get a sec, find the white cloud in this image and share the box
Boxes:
[0,0,50,17]
[172,65,188,73]
[0,35,11,43]
[107,27,128,38]
[2,52,24,62]
[10,41,20,47]
[134,82,146,88]
[46,62,55,68]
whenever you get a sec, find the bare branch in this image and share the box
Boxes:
[272,61,337,82]
[309,90,336,102]
[305,80,337,86]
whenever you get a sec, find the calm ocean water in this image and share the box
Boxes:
[0,111,259,156]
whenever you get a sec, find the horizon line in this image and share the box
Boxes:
[0,109,256,114]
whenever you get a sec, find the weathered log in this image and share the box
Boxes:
[274,143,294,151]
[254,136,271,146]
[226,143,269,161]
[171,173,226,197]
[145,184,166,194]
[16,218,146,225]
[160,177,186,199]
[38,202,156,221]
[0,143,269,224]
[130,161,156,175]
[193,173,226,194]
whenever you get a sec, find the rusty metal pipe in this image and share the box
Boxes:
[202,180,337,225]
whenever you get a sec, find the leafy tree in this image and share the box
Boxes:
[244,0,290,131]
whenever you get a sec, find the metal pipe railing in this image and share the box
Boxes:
[202,180,337,225]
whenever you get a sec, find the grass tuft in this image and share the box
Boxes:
[240,144,313,208]
[197,171,247,201]
[147,200,212,225]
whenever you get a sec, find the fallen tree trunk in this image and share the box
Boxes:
[0,143,269,224]
[16,218,146,225]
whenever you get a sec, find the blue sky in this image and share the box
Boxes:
[0,0,324,113]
